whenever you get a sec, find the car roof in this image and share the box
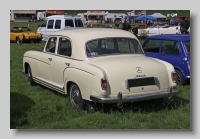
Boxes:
[147,34,190,41]
[46,15,82,19]
[49,28,138,60]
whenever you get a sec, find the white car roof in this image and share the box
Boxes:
[46,15,82,19]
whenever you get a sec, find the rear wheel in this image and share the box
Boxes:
[69,83,85,110]
[27,65,36,86]
[175,69,185,85]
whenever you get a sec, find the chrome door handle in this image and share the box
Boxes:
[65,62,70,66]
[48,58,52,61]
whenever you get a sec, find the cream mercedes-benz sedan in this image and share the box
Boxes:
[22,28,179,113]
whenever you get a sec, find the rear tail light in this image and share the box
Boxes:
[101,78,107,90]
[171,71,178,83]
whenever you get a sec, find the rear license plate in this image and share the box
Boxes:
[126,77,157,88]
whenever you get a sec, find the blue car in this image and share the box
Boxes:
[142,34,190,85]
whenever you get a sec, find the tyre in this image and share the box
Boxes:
[16,37,21,44]
[27,65,36,86]
[69,83,85,110]
[175,69,185,85]
[86,101,97,113]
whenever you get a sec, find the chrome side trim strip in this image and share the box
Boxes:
[33,77,65,93]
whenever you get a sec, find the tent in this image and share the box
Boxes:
[135,15,157,21]
[151,13,167,19]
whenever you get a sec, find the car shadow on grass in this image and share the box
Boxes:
[10,92,35,129]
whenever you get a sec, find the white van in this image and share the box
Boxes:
[37,15,84,41]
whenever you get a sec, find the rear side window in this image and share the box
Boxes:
[143,39,160,53]
[65,20,74,27]
[161,40,180,55]
[75,19,83,27]
[57,37,72,57]
[55,20,61,29]
[47,20,54,29]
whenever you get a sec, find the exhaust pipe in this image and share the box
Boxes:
[117,92,123,108]
[168,87,174,101]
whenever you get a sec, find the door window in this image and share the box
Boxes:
[47,20,54,29]
[46,37,57,53]
[74,19,83,27]
[55,20,61,29]
[65,19,74,27]
[143,39,160,53]
[161,40,180,55]
[57,37,72,57]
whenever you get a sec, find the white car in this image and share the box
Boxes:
[142,25,181,36]
[37,15,84,41]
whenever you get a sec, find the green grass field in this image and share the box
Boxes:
[10,21,190,129]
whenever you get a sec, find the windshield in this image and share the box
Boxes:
[86,38,144,57]
[184,41,190,55]
[11,27,31,32]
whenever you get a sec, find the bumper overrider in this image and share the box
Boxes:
[90,87,179,107]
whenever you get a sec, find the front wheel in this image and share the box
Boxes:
[27,65,36,86]
[69,83,85,110]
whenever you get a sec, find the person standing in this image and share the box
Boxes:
[126,20,131,31]
[180,17,189,34]
[122,18,127,30]
[132,24,138,37]
[115,20,119,29]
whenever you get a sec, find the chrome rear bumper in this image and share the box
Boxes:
[90,87,179,104]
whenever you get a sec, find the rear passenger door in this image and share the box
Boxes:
[51,37,73,89]
[143,39,160,59]
[158,40,182,68]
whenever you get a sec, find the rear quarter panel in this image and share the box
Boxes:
[149,58,177,87]
[64,61,107,101]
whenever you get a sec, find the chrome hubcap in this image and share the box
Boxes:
[28,68,31,83]
[70,85,80,108]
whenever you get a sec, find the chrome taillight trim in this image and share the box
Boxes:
[101,77,107,90]
[171,71,178,83]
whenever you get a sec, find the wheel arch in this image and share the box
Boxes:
[174,66,186,80]
[24,62,30,74]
